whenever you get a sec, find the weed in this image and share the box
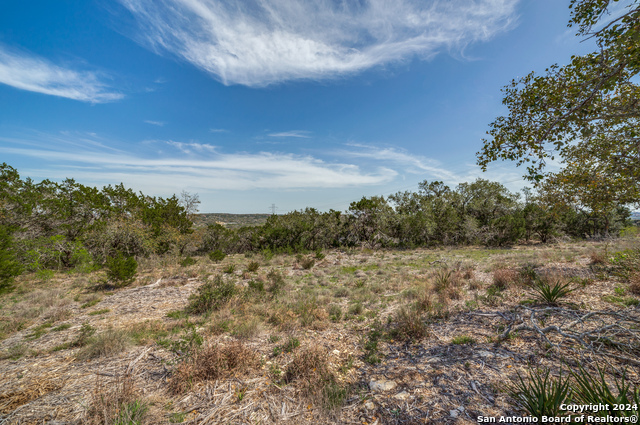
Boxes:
[314,249,325,260]
[88,308,110,316]
[52,323,72,332]
[247,279,265,293]
[602,295,640,307]
[24,321,53,340]
[223,264,236,274]
[493,268,520,290]
[232,317,261,339]
[363,322,383,364]
[433,269,453,293]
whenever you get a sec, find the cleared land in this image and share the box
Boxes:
[1,237,639,424]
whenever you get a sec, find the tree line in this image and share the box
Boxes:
[1,162,634,287]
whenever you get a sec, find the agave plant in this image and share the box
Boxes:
[530,277,574,304]
[504,367,571,420]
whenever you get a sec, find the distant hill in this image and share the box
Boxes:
[194,213,271,229]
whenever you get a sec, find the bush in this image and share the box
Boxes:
[209,249,226,262]
[0,226,22,287]
[105,252,137,286]
[300,257,315,270]
[86,374,148,425]
[188,275,237,314]
[266,269,285,296]
[391,306,427,341]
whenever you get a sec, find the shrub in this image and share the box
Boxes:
[570,365,639,419]
[0,226,23,287]
[180,256,197,267]
[209,249,226,262]
[223,264,236,274]
[105,252,137,286]
[188,275,237,314]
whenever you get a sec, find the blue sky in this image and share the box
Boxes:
[0,0,600,213]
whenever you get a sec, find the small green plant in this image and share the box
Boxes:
[209,250,226,262]
[223,264,236,274]
[246,261,260,272]
[52,323,72,332]
[247,279,265,293]
[88,308,111,316]
[314,249,325,260]
[451,335,475,345]
[530,277,574,304]
[504,367,571,420]
[105,252,137,286]
[328,304,342,322]
[180,256,197,267]
[433,269,453,292]
[24,321,53,340]
[282,336,300,353]
[363,322,383,364]
[266,269,285,296]
[81,298,102,308]
[188,275,237,314]
[391,306,427,341]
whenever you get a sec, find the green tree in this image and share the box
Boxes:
[477,0,640,204]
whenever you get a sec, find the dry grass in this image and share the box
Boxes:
[628,275,640,296]
[169,341,257,394]
[0,376,64,414]
[77,328,131,360]
[85,373,147,425]
[492,268,521,290]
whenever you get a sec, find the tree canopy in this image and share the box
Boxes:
[477,0,640,206]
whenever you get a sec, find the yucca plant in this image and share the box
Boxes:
[530,277,573,304]
[504,367,571,420]
[570,364,640,419]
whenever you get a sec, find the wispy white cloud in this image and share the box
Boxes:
[118,0,519,86]
[144,120,165,126]
[343,143,459,181]
[210,128,229,133]
[268,130,311,138]
[0,45,123,102]
[0,134,395,192]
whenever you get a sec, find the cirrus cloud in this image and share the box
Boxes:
[118,0,519,87]
[0,45,123,102]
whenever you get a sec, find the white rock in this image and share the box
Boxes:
[332,349,341,356]
[369,379,397,392]
[364,401,375,410]
[394,391,410,401]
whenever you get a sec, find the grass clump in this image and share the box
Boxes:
[223,264,236,274]
[284,345,349,410]
[188,275,236,314]
[266,269,285,296]
[300,257,315,270]
[391,306,427,341]
[86,373,148,425]
[246,260,260,272]
[77,328,130,360]
[88,308,111,316]
[169,342,257,394]
[451,335,475,345]
[180,256,197,267]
